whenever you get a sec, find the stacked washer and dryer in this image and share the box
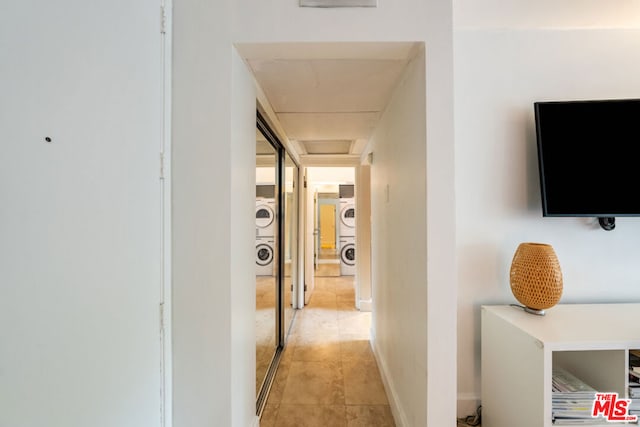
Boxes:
[339,185,356,276]
[255,197,276,276]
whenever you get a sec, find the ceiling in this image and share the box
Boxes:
[238,42,420,164]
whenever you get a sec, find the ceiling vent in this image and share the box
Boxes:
[302,140,353,155]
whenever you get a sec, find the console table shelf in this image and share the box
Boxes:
[481,304,640,427]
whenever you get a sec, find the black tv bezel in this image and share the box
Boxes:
[534,98,640,218]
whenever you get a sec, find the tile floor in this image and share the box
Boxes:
[313,263,342,277]
[261,275,396,427]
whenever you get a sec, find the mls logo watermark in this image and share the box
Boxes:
[592,392,638,422]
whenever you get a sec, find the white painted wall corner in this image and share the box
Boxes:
[457,392,481,419]
[370,331,409,427]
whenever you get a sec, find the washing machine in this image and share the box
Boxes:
[339,236,355,276]
[339,198,355,237]
[256,236,275,276]
[255,198,276,237]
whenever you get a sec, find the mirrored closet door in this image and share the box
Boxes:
[255,112,299,415]
[255,124,278,402]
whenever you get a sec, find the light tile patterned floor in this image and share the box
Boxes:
[261,276,396,427]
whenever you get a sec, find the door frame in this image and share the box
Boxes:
[160,1,172,425]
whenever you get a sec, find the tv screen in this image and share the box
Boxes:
[534,98,640,217]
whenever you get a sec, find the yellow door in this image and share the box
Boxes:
[320,204,336,249]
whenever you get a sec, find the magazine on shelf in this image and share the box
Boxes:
[553,419,609,425]
[629,351,640,405]
[631,350,640,372]
[553,366,597,396]
[552,366,601,425]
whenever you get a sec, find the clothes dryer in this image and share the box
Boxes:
[255,198,276,237]
[339,198,355,237]
[339,236,355,276]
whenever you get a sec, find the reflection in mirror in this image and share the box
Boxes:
[255,112,300,415]
[255,128,278,397]
[284,153,298,335]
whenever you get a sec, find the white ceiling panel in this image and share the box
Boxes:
[249,59,407,113]
[302,140,353,155]
[277,112,380,141]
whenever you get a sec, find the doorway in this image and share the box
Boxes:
[305,167,357,294]
[316,197,340,277]
[234,40,427,424]
[319,203,336,251]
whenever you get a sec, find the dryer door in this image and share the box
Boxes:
[340,204,355,230]
[255,202,275,230]
[340,203,356,236]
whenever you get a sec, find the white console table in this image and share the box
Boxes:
[481,303,640,427]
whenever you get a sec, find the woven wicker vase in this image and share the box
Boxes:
[510,242,563,311]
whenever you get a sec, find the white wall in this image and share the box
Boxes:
[307,167,355,184]
[455,0,640,30]
[172,0,228,425]
[230,49,260,427]
[0,1,163,426]
[455,23,640,415]
[256,167,276,185]
[356,165,372,310]
[369,49,429,427]
[172,0,257,421]
[234,0,434,42]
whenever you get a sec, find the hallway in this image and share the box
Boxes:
[261,275,395,426]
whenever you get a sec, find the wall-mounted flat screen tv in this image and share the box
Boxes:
[535,98,640,217]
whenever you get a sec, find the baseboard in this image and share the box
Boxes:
[457,392,481,418]
[251,415,261,427]
[370,331,410,427]
[358,299,372,312]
